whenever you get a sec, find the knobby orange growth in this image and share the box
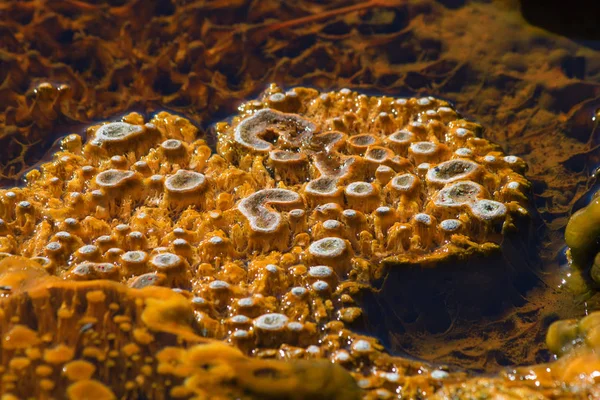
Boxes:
[0,84,594,399]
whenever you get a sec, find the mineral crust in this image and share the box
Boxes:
[0,85,543,398]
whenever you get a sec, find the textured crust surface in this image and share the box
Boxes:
[0,87,596,398]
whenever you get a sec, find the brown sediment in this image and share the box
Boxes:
[431,311,600,399]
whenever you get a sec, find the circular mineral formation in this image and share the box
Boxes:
[95,122,143,143]
[0,85,535,399]
[164,169,206,194]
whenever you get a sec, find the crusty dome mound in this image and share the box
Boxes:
[3,85,589,399]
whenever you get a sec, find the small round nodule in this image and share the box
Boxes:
[390,174,417,192]
[309,237,347,258]
[253,313,289,331]
[232,330,250,339]
[268,93,286,103]
[312,280,330,293]
[17,201,32,210]
[93,263,118,277]
[55,231,73,241]
[440,219,462,232]
[365,147,393,163]
[165,170,206,194]
[375,206,392,216]
[352,339,372,353]
[76,245,100,259]
[291,287,307,298]
[115,224,130,234]
[287,322,304,332]
[345,182,375,197]
[414,213,433,225]
[237,297,255,308]
[71,263,95,279]
[81,165,95,175]
[410,141,437,155]
[265,264,278,273]
[289,209,305,219]
[376,165,394,181]
[31,256,52,268]
[91,190,105,200]
[333,350,351,363]
[133,160,149,171]
[431,370,450,380]
[161,139,184,151]
[208,280,230,290]
[208,236,224,245]
[305,177,339,196]
[191,296,207,306]
[150,252,183,271]
[78,244,98,254]
[95,169,136,188]
[95,122,143,143]
[173,238,189,247]
[128,231,144,241]
[389,130,414,144]
[269,150,305,163]
[121,250,148,263]
[342,209,357,219]
[130,273,162,289]
[323,220,341,230]
[230,315,250,324]
[455,128,472,138]
[150,174,164,184]
[105,248,124,260]
[64,218,78,227]
[308,265,333,279]
[455,148,472,157]
[348,134,378,149]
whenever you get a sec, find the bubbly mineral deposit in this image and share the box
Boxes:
[0,85,547,398]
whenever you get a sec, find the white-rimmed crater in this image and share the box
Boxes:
[469,199,507,220]
[95,122,143,143]
[95,169,136,188]
[150,252,183,270]
[305,177,339,196]
[345,182,375,197]
[427,159,480,184]
[234,108,316,152]
[434,181,484,207]
[390,173,418,192]
[253,313,289,331]
[164,170,206,193]
[238,188,301,234]
[309,237,347,258]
